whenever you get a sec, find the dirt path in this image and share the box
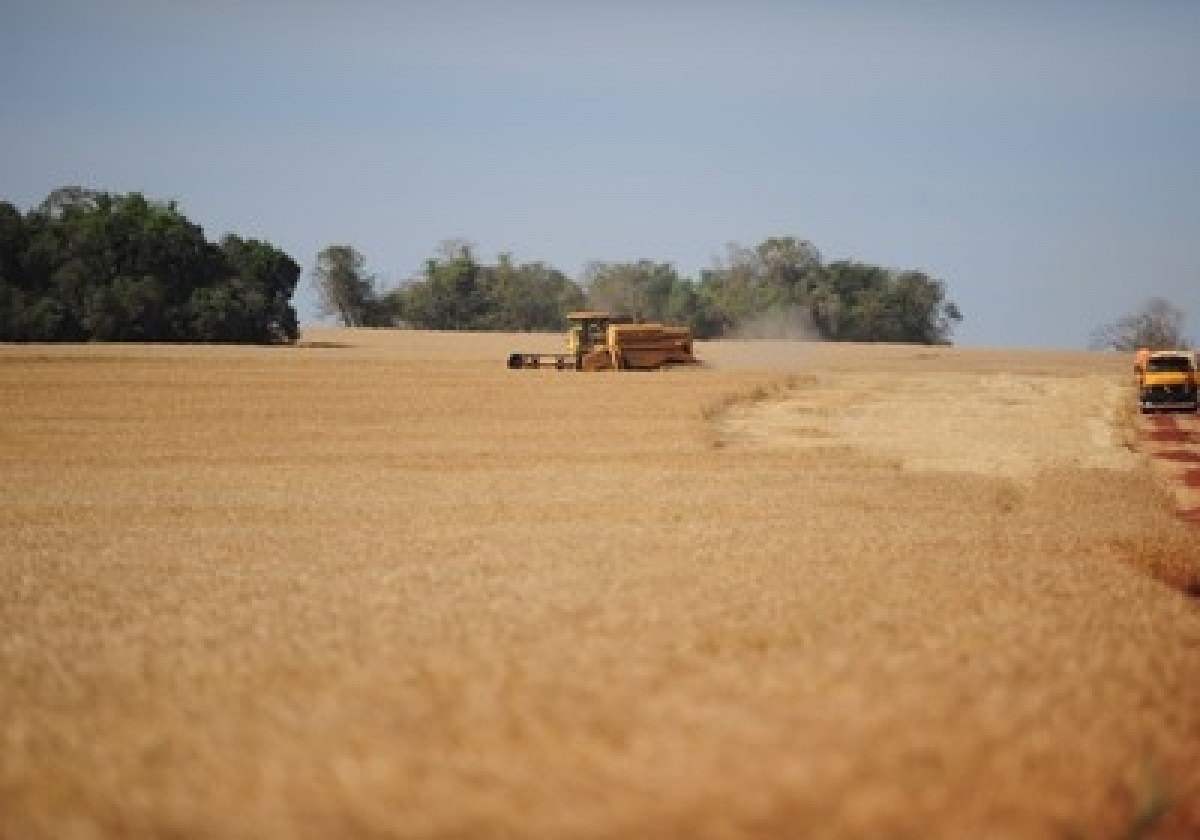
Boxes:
[1137,411,1200,528]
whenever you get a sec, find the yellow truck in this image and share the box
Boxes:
[1137,349,1198,413]
[507,311,700,371]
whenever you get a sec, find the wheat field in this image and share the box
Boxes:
[2,330,1199,839]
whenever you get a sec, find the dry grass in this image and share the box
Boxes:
[2,331,1199,839]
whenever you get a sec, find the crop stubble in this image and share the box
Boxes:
[1,331,1199,839]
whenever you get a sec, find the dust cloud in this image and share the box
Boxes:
[729,304,823,341]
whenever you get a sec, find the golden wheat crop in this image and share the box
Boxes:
[1,330,1198,839]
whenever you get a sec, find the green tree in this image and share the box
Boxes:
[313,244,385,327]
[697,241,960,344]
[0,188,300,343]
[812,262,960,344]
[391,243,488,330]
[698,238,823,334]
[583,260,717,334]
[583,260,655,319]
[221,235,301,341]
[0,202,26,290]
[36,186,103,218]
[389,244,585,332]
[185,280,274,343]
[80,275,166,341]
[480,254,583,331]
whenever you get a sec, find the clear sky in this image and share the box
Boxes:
[3,0,1198,348]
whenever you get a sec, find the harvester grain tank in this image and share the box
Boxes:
[507,311,700,371]
[1136,348,1198,413]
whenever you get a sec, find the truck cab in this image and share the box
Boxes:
[1138,349,1198,413]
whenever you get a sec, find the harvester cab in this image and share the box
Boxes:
[567,311,613,366]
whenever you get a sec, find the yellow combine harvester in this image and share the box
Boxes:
[507,311,700,371]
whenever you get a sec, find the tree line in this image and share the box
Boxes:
[0,187,964,345]
[0,188,299,343]
[318,237,964,344]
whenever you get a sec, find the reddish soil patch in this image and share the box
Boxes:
[1153,450,1200,463]
[1149,428,1191,442]
[1140,414,1200,530]
[1145,413,1200,443]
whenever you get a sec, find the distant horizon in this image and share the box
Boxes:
[6,183,1191,353]
[4,1,1198,350]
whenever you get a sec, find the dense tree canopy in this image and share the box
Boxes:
[584,260,716,335]
[376,236,962,344]
[691,238,960,343]
[0,187,963,346]
[0,188,299,343]
[387,243,584,332]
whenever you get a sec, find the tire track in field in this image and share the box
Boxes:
[1137,411,1200,526]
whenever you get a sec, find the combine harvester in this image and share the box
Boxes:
[507,311,700,372]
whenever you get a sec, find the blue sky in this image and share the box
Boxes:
[3,0,1198,348]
